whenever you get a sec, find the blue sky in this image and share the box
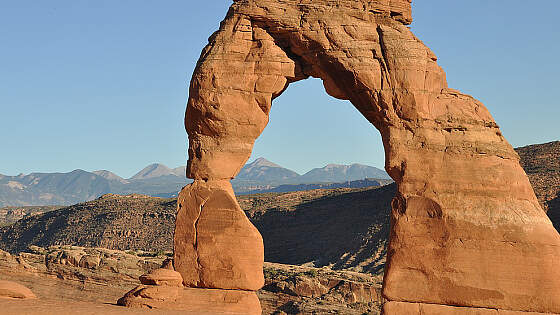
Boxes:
[1,1,558,178]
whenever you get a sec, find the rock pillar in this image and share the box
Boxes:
[174,180,264,291]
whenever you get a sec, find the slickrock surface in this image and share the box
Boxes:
[1,245,164,286]
[184,0,560,313]
[0,280,36,299]
[0,299,189,315]
[0,246,183,314]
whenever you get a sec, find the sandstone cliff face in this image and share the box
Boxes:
[182,0,560,314]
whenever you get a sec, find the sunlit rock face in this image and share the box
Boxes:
[178,0,560,314]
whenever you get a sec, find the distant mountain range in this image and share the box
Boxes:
[0,159,390,207]
[0,170,112,206]
[232,158,390,191]
[130,164,186,180]
[92,164,187,183]
[299,163,389,183]
[236,158,300,184]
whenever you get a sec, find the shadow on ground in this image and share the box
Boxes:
[548,195,560,232]
[249,184,396,274]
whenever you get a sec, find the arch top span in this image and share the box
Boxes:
[232,0,413,25]
[185,0,503,181]
[178,1,560,314]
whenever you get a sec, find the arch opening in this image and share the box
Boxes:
[248,77,386,176]
[239,76,392,275]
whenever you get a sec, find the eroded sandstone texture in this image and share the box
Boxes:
[178,0,560,314]
[174,180,264,291]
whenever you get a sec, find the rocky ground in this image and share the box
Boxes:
[0,245,383,314]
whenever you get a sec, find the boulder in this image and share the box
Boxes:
[118,286,261,315]
[78,255,100,269]
[139,268,183,287]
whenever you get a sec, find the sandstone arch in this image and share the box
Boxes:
[175,1,560,314]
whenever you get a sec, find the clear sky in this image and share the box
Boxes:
[1,1,558,178]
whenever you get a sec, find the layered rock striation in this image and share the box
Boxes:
[180,0,560,314]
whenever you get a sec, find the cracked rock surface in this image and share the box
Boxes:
[174,180,264,290]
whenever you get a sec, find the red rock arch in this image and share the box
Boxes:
[175,1,560,314]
